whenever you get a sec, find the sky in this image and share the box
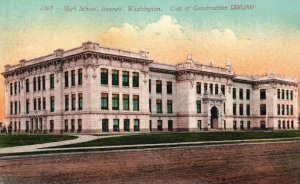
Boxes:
[0,0,300,120]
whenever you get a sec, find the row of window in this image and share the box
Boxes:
[277,89,293,100]
[102,119,140,132]
[64,119,82,132]
[232,121,252,130]
[65,93,83,111]
[277,104,294,116]
[233,88,251,100]
[196,83,226,95]
[278,120,294,129]
[101,69,139,87]
[9,81,21,95]
[64,69,83,87]
[101,93,139,111]
[10,101,20,115]
[149,80,173,94]
[149,99,174,114]
[233,104,251,116]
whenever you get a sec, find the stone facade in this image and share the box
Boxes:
[2,42,299,134]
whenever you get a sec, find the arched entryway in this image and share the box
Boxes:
[210,106,219,129]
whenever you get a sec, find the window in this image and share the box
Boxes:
[38,77,41,91]
[247,121,251,129]
[240,121,244,130]
[101,68,108,85]
[78,119,82,133]
[281,89,284,99]
[282,104,285,115]
[246,104,250,116]
[124,119,130,132]
[215,84,219,94]
[239,104,243,115]
[101,93,108,110]
[221,85,225,95]
[156,80,162,93]
[10,101,13,115]
[122,71,129,86]
[168,120,173,131]
[149,99,152,113]
[277,104,280,115]
[167,100,173,114]
[112,70,119,86]
[233,104,236,115]
[133,95,139,111]
[14,101,17,114]
[156,99,162,113]
[233,88,236,99]
[26,121,29,132]
[157,120,163,131]
[50,96,55,112]
[239,89,243,99]
[149,120,152,131]
[134,119,140,131]
[260,89,266,99]
[260,104,266,115]
[14,82,17,94]
[233,121,237,130]
[78,93,83,110]
[50,74,55,89]
[167,81,172,94]
[33,99,37,110]
[71,119,75,132]
[286,90,289,100]
[102,119,109,132]
[204,83,208,92]
[123,94,129,111]
[78,68,83,85]
[290,91,293,100]
[196,100,201,113]
[33,77,36,92]
[26,99,29,114]
[277,89,280,99]
[246,89,250,100]
[197,120,202,130]
[71,70,75,86]
[10,83,13,95]
[113,119,119,132]
[64,119,68,132]
[43,97,46,110]
[42,76,45,90]
[64,71,69,87]
[283,121,286,129]
[71,94,76,111]
[18,82,20,94]
[132,72,139,87]
[26,79,30,92]
[38,98,41,110]
[278,120,281,129]
[196,82,201,94]
[49,120,54,132]
[112,94,119,110]
[65,95,69,111]
[287,121,290,129]
[286,105,289,115]
[291,105,293,115]
[149,79,151,92]
[209,84,213,94]
[291,121,294,129]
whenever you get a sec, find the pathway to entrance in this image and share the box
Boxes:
[0,135,121,154]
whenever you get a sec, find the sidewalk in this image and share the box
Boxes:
[1,136,299,155]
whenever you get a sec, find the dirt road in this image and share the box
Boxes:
[0,142,300,184]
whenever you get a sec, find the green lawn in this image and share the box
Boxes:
[55,131,300,148]
[0,134,77,148]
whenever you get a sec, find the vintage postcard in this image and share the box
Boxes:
[0,0,299,183]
